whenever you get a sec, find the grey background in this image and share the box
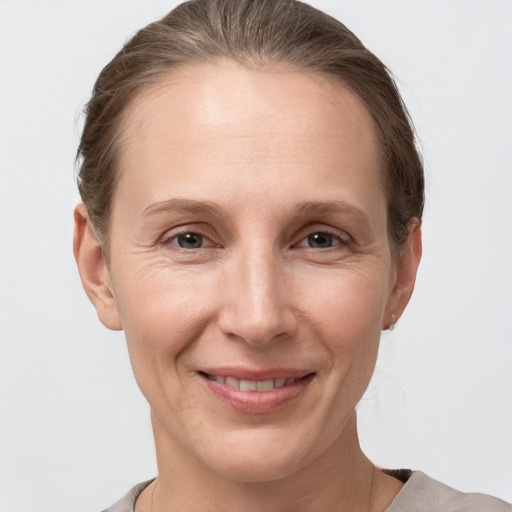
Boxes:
[1,1,511,510]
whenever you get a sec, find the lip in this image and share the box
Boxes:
[198,367,315,414]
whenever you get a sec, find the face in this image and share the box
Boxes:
[77,62,419,483]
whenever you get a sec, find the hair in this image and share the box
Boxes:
[76,0,424,260]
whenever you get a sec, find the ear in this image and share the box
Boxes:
[383,220,422,330]
[73,204,122,331]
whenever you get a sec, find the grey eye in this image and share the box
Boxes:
[176,233,204,249]
[307,232,335,248]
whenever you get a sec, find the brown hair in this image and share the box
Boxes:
[76,0,424,258]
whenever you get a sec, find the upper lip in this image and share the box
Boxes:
[199,367,313,381]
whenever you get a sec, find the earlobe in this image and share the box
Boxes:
[73,204,122,331]
[383,220,422,330]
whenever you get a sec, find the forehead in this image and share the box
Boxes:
[114,62,384,219]
[124,62,378,145]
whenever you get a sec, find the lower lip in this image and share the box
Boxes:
[200,373,314,414]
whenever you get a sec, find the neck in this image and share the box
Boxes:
[140,410,401,512]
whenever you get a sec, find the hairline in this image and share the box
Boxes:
[99,58,397,263]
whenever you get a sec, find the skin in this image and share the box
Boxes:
[74,62,422,511]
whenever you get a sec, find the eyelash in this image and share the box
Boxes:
[160,227,349,251]
[295,230,349,250]
[160,226,219,251]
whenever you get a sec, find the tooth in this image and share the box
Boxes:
[256,379,275,391]
[214,375,296,391]
[239,380,257,391]
[225,376,239,389]
[274,378,286,388]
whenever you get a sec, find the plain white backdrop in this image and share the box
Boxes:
[1,1,511,510]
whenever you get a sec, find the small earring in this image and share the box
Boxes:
[389,314,396,331]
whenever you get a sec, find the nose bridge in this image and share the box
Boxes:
[218,243,295,345]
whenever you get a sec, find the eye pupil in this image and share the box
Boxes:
[177,233,203,249]
[308,232,333,248]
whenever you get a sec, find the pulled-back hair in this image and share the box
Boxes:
[76,0,424,257]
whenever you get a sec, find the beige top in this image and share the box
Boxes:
[102,471,511,512]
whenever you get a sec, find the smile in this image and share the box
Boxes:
[205,373,297,391]
[199,370,315,414]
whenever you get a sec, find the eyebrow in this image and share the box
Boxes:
[141,198,370,224]
[142,198,222,217]
[295,200,370,221]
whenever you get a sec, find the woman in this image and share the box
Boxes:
[73,1,510,511]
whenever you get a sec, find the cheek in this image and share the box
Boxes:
[112,263,219,371]
[298,264,390,344]
[296,265,390,401]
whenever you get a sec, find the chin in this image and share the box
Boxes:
[196,427,320,484]
[209,453,305,484]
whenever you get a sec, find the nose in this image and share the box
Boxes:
[217,249,297,346]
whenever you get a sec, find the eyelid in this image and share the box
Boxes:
[159,224,221,248]
[293,225,351,248]
[158,223,350,249]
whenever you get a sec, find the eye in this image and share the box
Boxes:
[171,232,207,249]
[298,231,340,249]
[307,232,337,248]
[297,231,341,249]
[160,225,221,254]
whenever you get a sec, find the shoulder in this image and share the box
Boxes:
[386,471,511,512]
[101,479,154,512]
